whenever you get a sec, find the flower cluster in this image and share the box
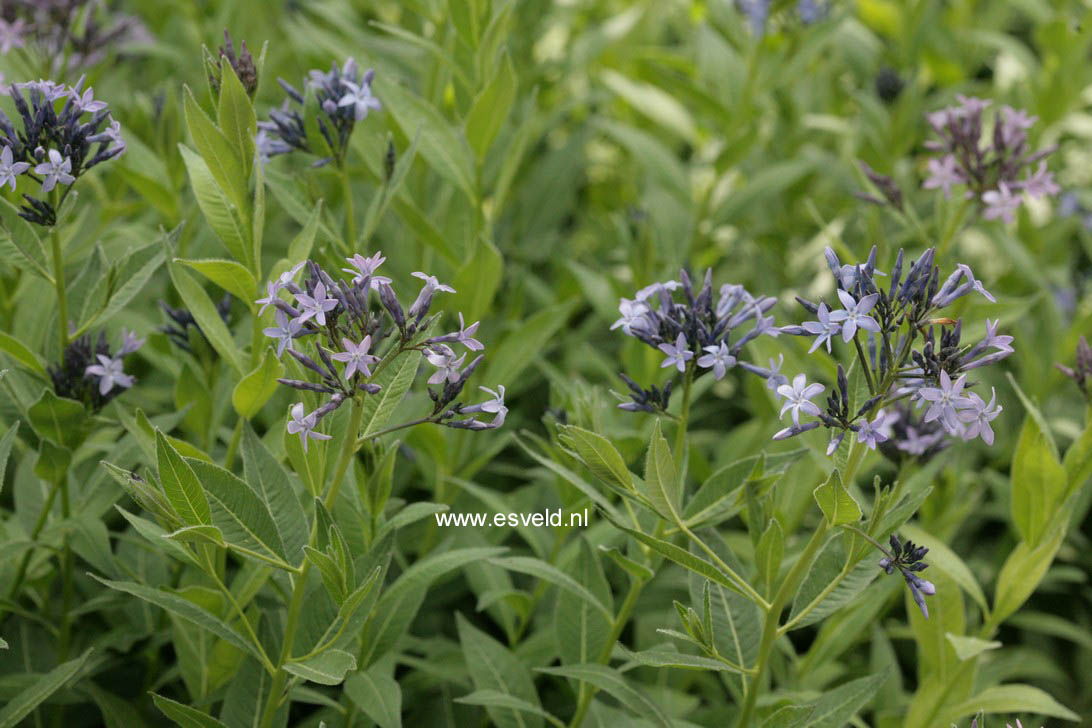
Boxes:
[207,30,258,98]
[257,252,505,450]
[774,246,1011,453]
[1056,335,1091,398]
[923,96,1058,222]
[257,57,380,167]
[48,329,143,411]
[736,0,826,35]
[0,2,149,74]
[878,534,935,618]
[611,269,781,413]
[0,76,125,225]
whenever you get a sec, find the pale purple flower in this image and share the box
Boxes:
[255,281,281,315]
[658,333,693,372]
[411,271,456,294]
[611,298,650,335]
[982,183,1021,223]
[777,374,824,426]
[0,18,26,54]
[342,252,391,287]
[697,341,737,380]
[338,76,381,121]
[426,344,465,384]
[34,149,75,192]
[958,388,1001,445]
[856,416,889,450]
[955,95,991,117]
[0,145,30,190]
[118,329,145,355]
[918,370,971,431]
[955,264,996,303]
[826,430,845,456]
[295,281,338,326]
[766,355,788,394]
[923,155,963,198]
[905,573,935,618]
[453,313,483,351]
[1022,161,1059,199]
[801,302,841,353]
[635,280,680,301]
[85,354,134,395]
[999,105,1036,147]
[277,261,306,287]
[829,290,881,342]
[71,87,107,114]
[263,309,302,358]
[460,385,507,424]
[773,421,820,440]
[982,319,1013,353]
[331,335,379,379]
[287,402,331,452]
[20,80,68,102]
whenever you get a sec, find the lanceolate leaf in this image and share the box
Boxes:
[153,693,231,728]
[283,649,357,686]
[359,349,422,438]
[0,650,92,728]
[345,667,403,728]
[535,664,671,728]
[241,424,309,566]
[156,429,212,526]
[457,614,544,728]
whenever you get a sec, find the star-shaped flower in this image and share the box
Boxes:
[85,354,134,395]
[426,344,465,385]
[923,154,963,198]
[828,289,881,342]
[411,271,456,294]
[801,302,842,353]
[331,335,379,379]
[342,252,391,288]
[658,333,693,372]
[337,75,382,121]
[611,298,650,335]
[696,341,737,380]
[982,183,1021,224]
[286,403,331,452]
[0,145,30,191]
[34,149,75,192]
[263,309,302,358]
[958,388,1002,445]
[295,281,338,326]
[918,370,971,431]
[777,374,824,426]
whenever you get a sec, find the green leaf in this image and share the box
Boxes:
[345,666,403,728]
[286,200,323,263]
[156,429,212,526]
[27,389,88,450]
[232,348,285,418]
[184,85,249,218]
[992,511,1067,626]
[1063,419,1092,497]
[490,555,612,620]
[536,664,671,728]
[640,418,679,518]
[455,691,562,728]
[82,240,167,331]
[813,470,861,526]
[373,76,477,202]
[363,547,506,664]
[617,645,744,673]
[284,649,357,686]
[558,425,632,492]
[167,258,244,374]
[0,649,91,728]
[1011,414,1067,545]
[0,195,51,280]
[937,684,1080,724]
[755,517,784,596]
[179,145,251,268]
[152,694,230,728]
[34,439,70,484]
[465,50,517,160]
[187,458,291,566]
[452,238,503,322]
[178,258,258,312]
[600,69,699,143]
[164,524,226,547]
[761,705,815,728]
[799,671,888,728]
[305,545,348,604]
[241,424,309,566]
[457,614,544,728]
[555,539,613,668]
[92,576,265,663]
[217,63,257,175]
[944,634,1001,661]
[0,332,48,377]
[0,421,16,493]
[220,657,282,728]
[359,349,422,438]
[598,545,654,582]
[900,523,989,616]
[481,301,576,398]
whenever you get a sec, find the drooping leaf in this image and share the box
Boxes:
[152,693,231,728]
[232,348,285,418]
[284,649,357,686]
[0,649,92,728]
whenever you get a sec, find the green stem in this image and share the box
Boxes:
[49,209,68,357]
[341,165,356,250]
[257,396,364,728]
[674,364,694,479]
[224,416,244,470]
[207,557,276,674]
[2,477,65,617]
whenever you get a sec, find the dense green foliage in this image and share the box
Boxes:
[1,1,1091,726]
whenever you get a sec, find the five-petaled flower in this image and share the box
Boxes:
[34,149,75,192]
[697,341,737,380]
[801,302,841,353]
[338,72,382,121]
[658,333,693,372]
[0,145,29,190]
[332,335,379,379]
[918,370,970,431]
[85,354,134,395]
[777,374,824,426]
[263,309,302,358]
[829,289,881,342]
[982,182,1020,223]
[426,344,465,384]
[287,402,332,452]
[958,388,1002,445]
[342,252,391,287]
[295,281,338,326]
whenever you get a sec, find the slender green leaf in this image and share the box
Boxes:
[153,693,230,728]
[345,666,402,728]
[536,664,670,728]
[178,258,258,312]
[232,348,285,418]
[0,649,91,728]
[284,649,357,686]
[156,429,212,526]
